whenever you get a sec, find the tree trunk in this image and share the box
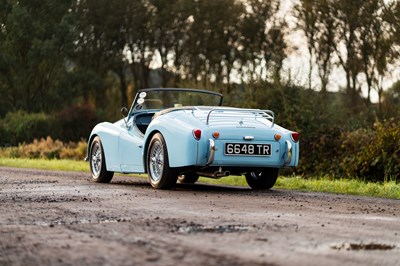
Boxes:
[117,65,128,108]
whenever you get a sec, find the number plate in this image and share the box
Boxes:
[224,143,271,156]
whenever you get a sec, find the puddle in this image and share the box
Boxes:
[176,224,253,234]
[332,242,395,251]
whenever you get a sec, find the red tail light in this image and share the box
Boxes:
[291,132,299,142]
[193,129,202,140]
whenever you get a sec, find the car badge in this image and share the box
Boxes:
[237,119,255,128]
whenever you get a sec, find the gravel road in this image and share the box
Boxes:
[0,167,399,266]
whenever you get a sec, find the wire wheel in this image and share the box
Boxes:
[89,137,114,183]
[147,133,178,189]
[149,139,164,182]
[91,142,102,178]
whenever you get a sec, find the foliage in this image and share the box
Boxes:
[0,0,75,113]
[55,103,98,142]
[0,110,54,146]
[300,119,400,182]
[0,137,87,160]
[0,106,98,145]
[339,120,400,181]
[295,0,398,110]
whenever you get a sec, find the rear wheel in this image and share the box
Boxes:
[90,137,114,183]
[245,168,279,190]
[178,174,199,184]
[147,133,178,189]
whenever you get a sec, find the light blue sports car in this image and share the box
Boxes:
[86,88,299,189]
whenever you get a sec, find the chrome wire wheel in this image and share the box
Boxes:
[149,140,164,182]
[147,133,178,189]
[91,142,102,178]
[89,136,114,183]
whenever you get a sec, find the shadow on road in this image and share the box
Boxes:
[109,175,284,195]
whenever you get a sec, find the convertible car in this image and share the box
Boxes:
[86,88,299,189]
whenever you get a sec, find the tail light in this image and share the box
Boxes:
[291,132,299,142]
[193,129,202,140]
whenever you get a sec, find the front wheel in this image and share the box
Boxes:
[245,168,279,190]
[90,136,114,183]
[147,133,178,189]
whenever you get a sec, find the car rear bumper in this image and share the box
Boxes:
[203,138,298,168]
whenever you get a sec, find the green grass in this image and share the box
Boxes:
[199,175,400,199]
[275,176,400,199]
[1,158,399,199]
[0,157,89,172]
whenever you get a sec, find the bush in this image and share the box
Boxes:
[59,139,87,160]
[0,104,98,146]
[0,111,54,146]
[0,137,88,160]
[299,119,400,182]
[339,119,400,182]
[17,137,64,159]
[55,103,98,142]
[297,126,345,177]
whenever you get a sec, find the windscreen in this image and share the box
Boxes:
[133,89,223,111]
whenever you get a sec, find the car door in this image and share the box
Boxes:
[118,116,145,173]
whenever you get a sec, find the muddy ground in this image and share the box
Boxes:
[0,167,399,266]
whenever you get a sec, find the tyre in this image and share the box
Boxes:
[178,174,199,184]
[147,133,178,189]
[245,168,279,190]
[90,136,114,183]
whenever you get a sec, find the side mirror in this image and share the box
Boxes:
[121,107,128,127]
[121,107,128,117]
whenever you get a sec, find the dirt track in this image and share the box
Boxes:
[0,167,399,266]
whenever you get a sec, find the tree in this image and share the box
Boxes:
[296,0,399,112]
[0,0,74,115]
[0,0,13,115]
[73,0,130,108]
[183,0,244,93]
[240,0,285,84]
[295,0,318,90]
[148,0,190,87]
[124,0,153,92]
[314,0,336,93]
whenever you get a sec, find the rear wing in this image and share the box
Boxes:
[205,108,275,127]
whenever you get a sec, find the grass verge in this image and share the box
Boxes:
[1,158,399,199]
[0,157,89,172]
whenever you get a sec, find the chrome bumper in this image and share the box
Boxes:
[284,140,292,165]
[205,139,216,165]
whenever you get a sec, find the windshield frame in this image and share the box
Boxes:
[129,88,223,115]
